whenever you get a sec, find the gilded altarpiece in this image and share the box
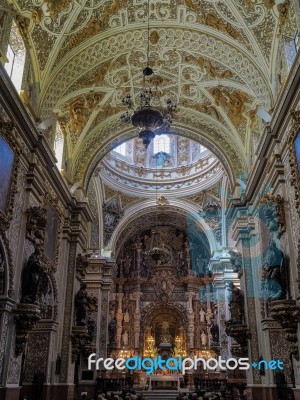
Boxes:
[107,226,219,375]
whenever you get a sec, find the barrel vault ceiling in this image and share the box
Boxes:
[7,0,297,187]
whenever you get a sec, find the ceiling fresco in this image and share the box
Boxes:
[6,0,298,187]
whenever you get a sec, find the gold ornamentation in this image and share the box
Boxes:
[185,55,233,79]
[249,105,259,131]
[15,14,30,37]
[157,196,168,206]
[209,87,249,126]
[45,0,72,20]
[182,100,221,121]
[68,93,103,135]
[277,0,290,36]
[149,75,163,86]
[67,18,102,51]
[185,0,203,12]
[31,8,41,24]
[262,0,276,9]
[77,60,111,87]
[288,109,300,217]
[205,13,243,41]
[150,30,159,45]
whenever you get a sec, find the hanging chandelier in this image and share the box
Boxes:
[145,229,171,263]
[120,0,177,148]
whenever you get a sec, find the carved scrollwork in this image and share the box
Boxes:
[225,322,251,357]
[270,299,300,357]
[103,196,124,246]
[228,250,243,277]
[14,303,41,356]
[288,109,300,217]
[26,206,47,250]
[256,193,286,237]
[0,117,20,233]
[70,326,89,363]
[288,110,300,292]
[76,253,88,281]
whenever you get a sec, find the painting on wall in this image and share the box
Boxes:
[44,206,59,262]
[295,132,300,174]
[0,135,14,213]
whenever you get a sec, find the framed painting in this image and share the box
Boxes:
[0,135,14,213]
[44,206,59,262]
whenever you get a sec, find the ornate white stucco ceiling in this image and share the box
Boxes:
[7,0,297,187]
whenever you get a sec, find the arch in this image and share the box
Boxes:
[140,302,189,347]
[108,199,218,258]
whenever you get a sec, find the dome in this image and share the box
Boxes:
[100,134,223,197]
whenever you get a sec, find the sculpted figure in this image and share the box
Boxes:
[201,331,208,346]
[21,249,43,304]
[122,330,129,346]
[228,282,244,324]
[261,240,287,300]
[75,283,88,326]
[124,309,130,323]
[199,308,206,322]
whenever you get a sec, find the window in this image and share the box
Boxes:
[114,143,126,156]
[4,21,26,92]
[54,123,64,170]
[153,134,170,154]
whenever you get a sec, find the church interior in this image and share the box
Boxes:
[0,0,300,399]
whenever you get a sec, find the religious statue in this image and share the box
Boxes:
[122,330,129,346]
[201,331,208,346]
[261,240,288,300]
[87,317,96,343]
[21,248,43,304]
[199,308,206,322]
[108,317,117,345]
[124,309,130,323]
[228,282,244,324]
[211,323,219,343]
[206,308,213,326]
[75,283,88,326]
[123,255,131,277]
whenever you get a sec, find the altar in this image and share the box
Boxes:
[149,375,183,390]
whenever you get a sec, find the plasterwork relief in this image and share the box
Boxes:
[59,241,77,383]
[0,312,9,380]
[99,290,109,358]
[287,110,300,290]
[269,330,292,383]
[23,331,49,382]
[7,353,22,385]
[87,180,100,250]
